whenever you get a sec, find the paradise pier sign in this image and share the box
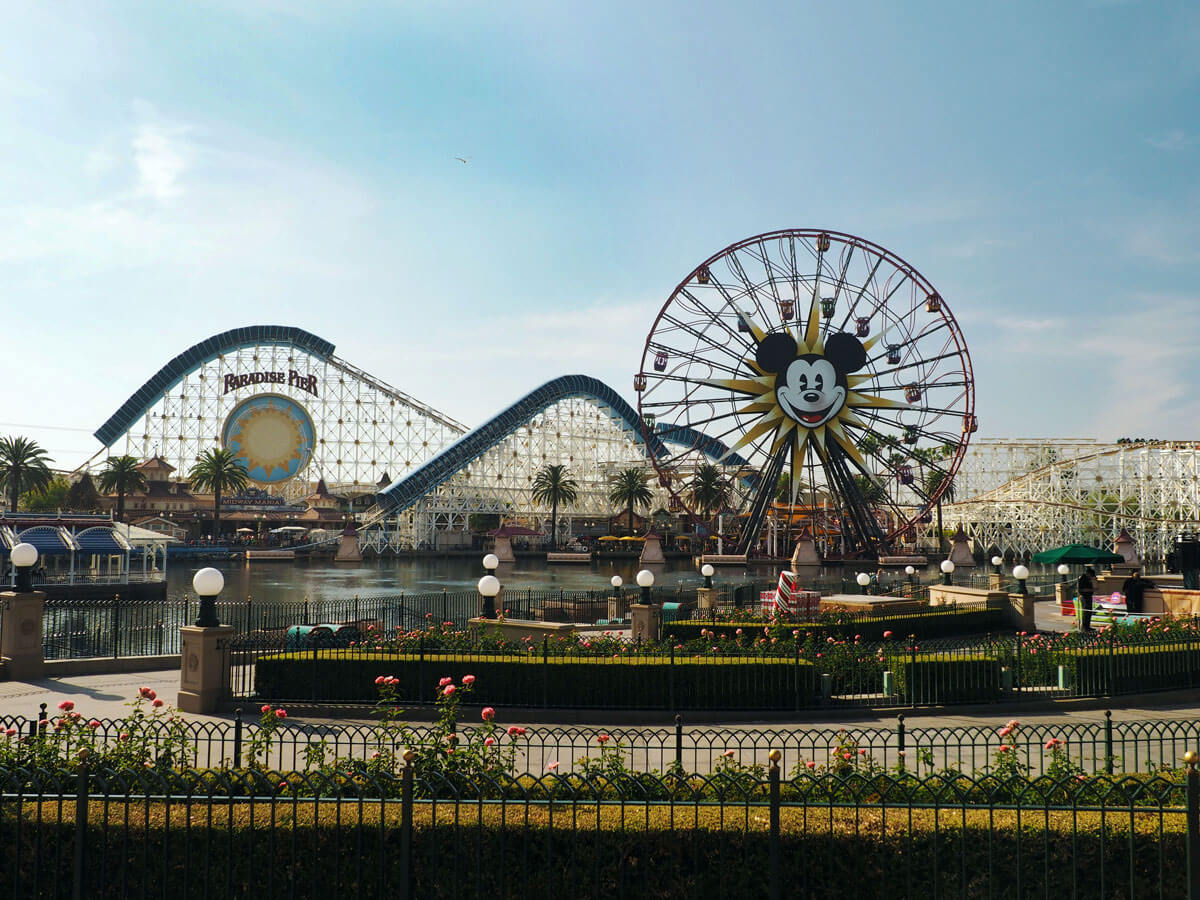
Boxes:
[224,369,319,397]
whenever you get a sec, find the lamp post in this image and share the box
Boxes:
[940,559,955,586]
[904,565,916,586]
[991,555,1003,576]
[192,567,224,628]
[636,568,654,605]
[1056,563,1070,583]
[12,542,38,593]
[1013,564,1029,596]
[701,563,714,589]
[855,572,870,595]
[610,574,623,595]
[477,574,500,619]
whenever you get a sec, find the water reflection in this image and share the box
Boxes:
[166,557,806,603]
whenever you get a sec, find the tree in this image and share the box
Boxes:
[854,474,887,505]
[97,456,149,522]
[22,476,71,512]
[688,463,728,521]
[0,436,54,513]
[923,467,956,552]
[66,473,101,512]
[188,448,249,540]
[531,464,578,548]
[608,468,653,534]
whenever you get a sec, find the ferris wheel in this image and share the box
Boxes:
[636,229,975,557]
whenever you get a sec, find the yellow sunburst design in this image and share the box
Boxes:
[224,396,313,482]
[704,296,907,503]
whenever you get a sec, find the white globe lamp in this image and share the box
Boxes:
[192,567,225,628]
[11,542,38,592]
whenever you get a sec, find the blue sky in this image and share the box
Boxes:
[3,0,1198,469]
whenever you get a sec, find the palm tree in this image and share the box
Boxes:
[188,448,249,541]
[0,436,54,513]
[854,474,888,505]
[608,468,653,534]
[531,464,578,548]
[923,467,956,552]
[688,463,727,521]
[97,456,148,522]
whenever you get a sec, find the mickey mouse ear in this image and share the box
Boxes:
[755,332,798,373]
[823,333,868,373]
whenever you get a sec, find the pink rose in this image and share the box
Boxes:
[546,761,560,772]
[152,699,164,708]
[883,631,893,639]
[484,737,495,747]
[507,726,520,736]
[443,684,456,696]
[57,700,75,711]
[597,733,610,745]
[119,732,130,741]
[722,749,735,758]
[4,727,16,737]
[374,676,386,685]
[88,720,101,729]
[843,753,852,761]
[481,707,496,721]
[261,704,272,714]
[439,677,453,687]
[275,709,287,718]
[806,761,816,769]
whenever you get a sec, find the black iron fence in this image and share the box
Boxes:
[35,577,1042,663]
[2,760,1198,898]
[7,705,1200,779]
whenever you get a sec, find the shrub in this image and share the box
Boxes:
[892,654,1002,704]
[253,651,817,710]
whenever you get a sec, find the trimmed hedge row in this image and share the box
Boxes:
[894,656,1002,704]
[665,607,1009,642]
[254,640,1200,708]
[254,651,817,710]
[2,805,1183,899]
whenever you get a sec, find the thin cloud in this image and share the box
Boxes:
[1145,130,1196,151]
[133,122,188,201]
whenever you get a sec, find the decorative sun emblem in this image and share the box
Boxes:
[222,394,316,483]
[704,294,907,497]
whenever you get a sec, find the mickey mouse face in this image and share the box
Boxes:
[754,331,868,430]
[776,356,845,427]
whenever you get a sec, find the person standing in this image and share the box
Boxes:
[1121,569,1154,615]
[1077,567,1097,632]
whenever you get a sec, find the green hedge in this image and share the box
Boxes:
[254,651,817,710]
[2,807,1182,898]
[1058,643,1200,695]
[893,655,1003,704]
[666,607,1008,643]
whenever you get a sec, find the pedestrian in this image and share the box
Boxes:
[1077,567,1097,632]
[1121,568,1154,615]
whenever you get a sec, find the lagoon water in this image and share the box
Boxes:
[163,556,800,605]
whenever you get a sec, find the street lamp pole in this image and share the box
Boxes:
[479,554,500,619]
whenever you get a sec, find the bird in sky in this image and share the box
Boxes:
[454,156,470,164]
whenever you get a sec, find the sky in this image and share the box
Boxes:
[2,0,1198,471]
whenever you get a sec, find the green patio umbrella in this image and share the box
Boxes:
[1030,544,1125,566]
